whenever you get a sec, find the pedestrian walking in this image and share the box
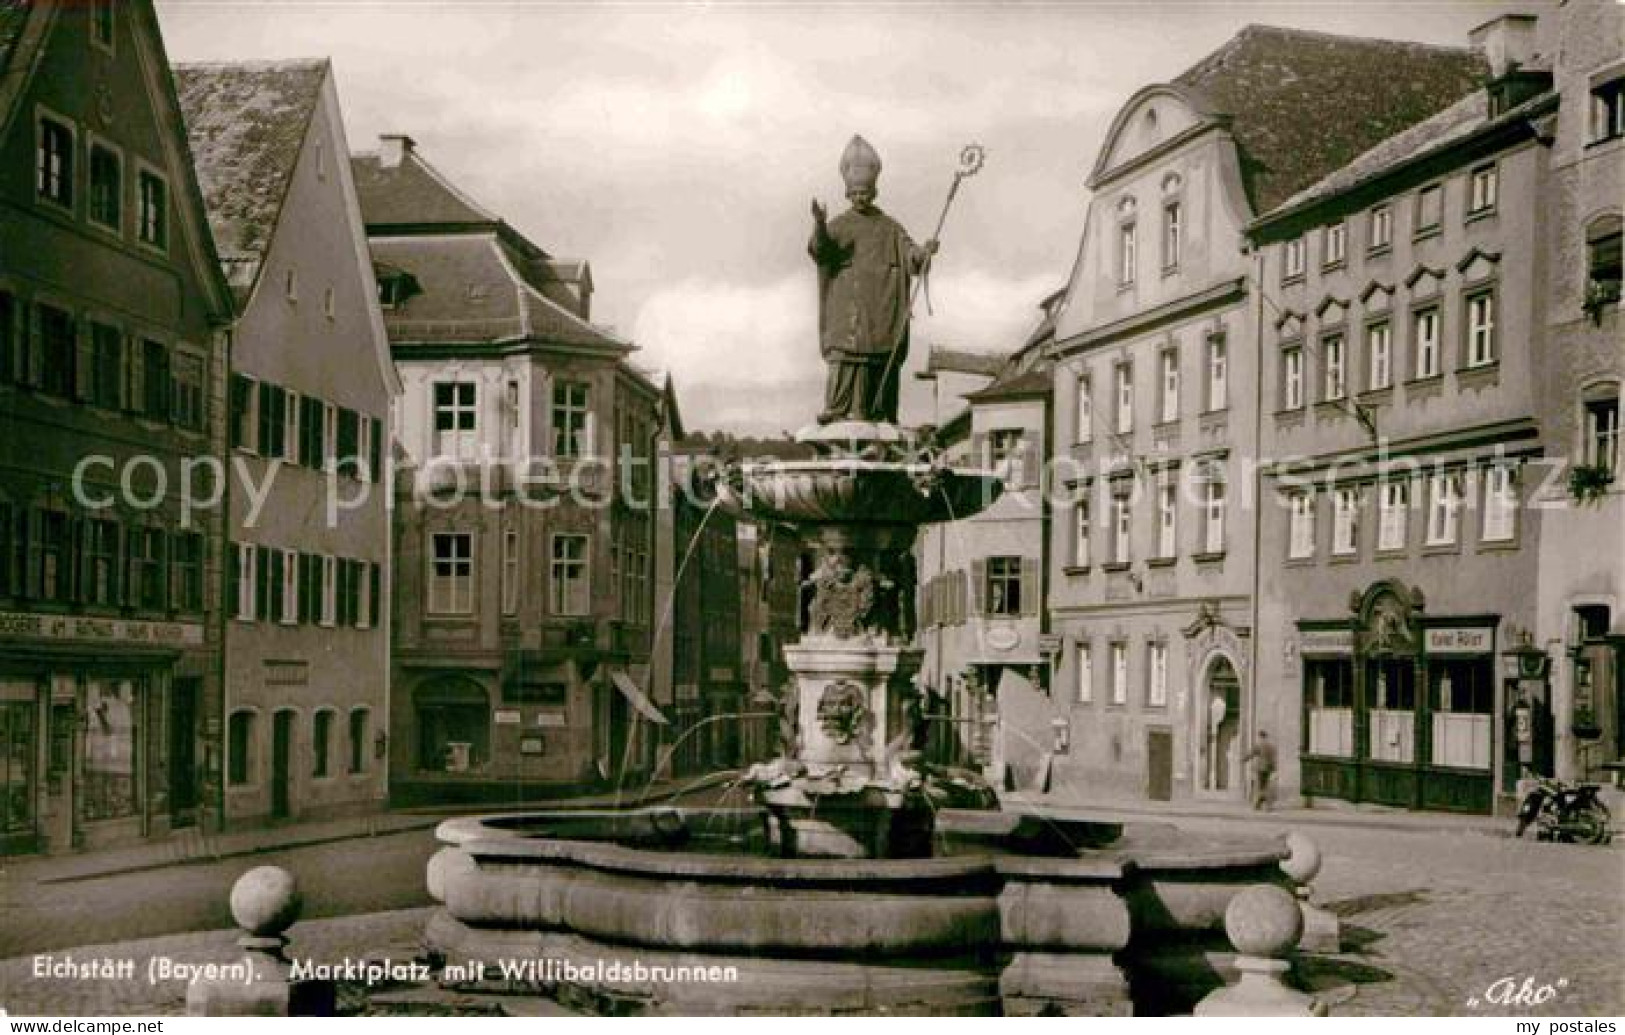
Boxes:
[1242,730,1278,811]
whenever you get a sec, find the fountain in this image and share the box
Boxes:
[421,138,1302,1016]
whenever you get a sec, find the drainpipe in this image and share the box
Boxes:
[1245,241,1267,785]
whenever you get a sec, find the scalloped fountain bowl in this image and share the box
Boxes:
[424,805,1293,1016]
[716,459,1004,531]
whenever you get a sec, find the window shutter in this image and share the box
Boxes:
[125,337,144,414]
[368,561,381,627]
[21,304,41,388]
[296,552,312,623]
[74,322,94,401]
[1019,557,1039,616]
[970,558,988,616]
[226,544,240,619]
[254,546,269,621]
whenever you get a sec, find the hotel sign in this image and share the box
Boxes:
[1299,629,1353,656]
[0,610,203,649]
[1425,627,1493,655]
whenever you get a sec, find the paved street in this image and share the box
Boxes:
[0,810,1619,1016]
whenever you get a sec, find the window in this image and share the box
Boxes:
[336,407,360,478]
[553,381,591,458]
[989,429,1025,485]
[1590,78,1624,143]
[1155,482,1177,559]
[1287,492,1315,559]
[137,169,167,250]
[985,556,1022,616]
[257,382,287,457]
[1076,644,1093,704]
[433,381,477,458]
[38,303,75,399]
[1322,333,1346,401]
[1201,476,1226,554]
[1205,333,1227,411]
[1158,348,1179,423]
[1281,346,1304,409]
[171,352,204,431]
[320,555,337,626]
[1323,222,1346,268]
[90,0,115,49]
[1331,487,1359,556]
[278,549,298,624]
[228,711,256,786]
[1425,470,1463,546]
[230,543,256,620]
[1147,643,1168,707]
[1583,393,1620,478]
[36,115,73,208]
[89,322,122,408]
[29,508,70,602]
[1366,321,1392,391]
[1430,658,1494,770]
[1110,492,1132,565]
[1415,184,1443,235]
[501,524,520,615]
[1586,215,1622,307]
[1468,164,1497,215]
[1072,498,1091,568]
[1377,479,1409,551]
[312,711,333,778]
[284,269,298,302]
[1482,464,1517,542]
[141,340,170,420]
[1368,205,1392,252]
[1283,237,1306,281]
[0,290,15,385]
[230,375,255,451]
[1413,306,1440,379]
[171,531,203,612]
[1118,221,1137,286]
[550,533,589,615]
[1465,291,1496,368]
[1110,643,1128,705]
[1114,362,1133,434]
[1306,659,1354,757]
[1368,658,1417,763]
[429,533,473,615]
[1074,376,1092,443]
[298,394,327,468]
[85,518,120,606]
[415,679,490,772]
[323,287,336,321]
[349,709,369,775]
[88,143,121,231]
[1161,201,1181,271]
[130,526,165,610]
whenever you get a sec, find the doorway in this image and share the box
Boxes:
[271,711,294,819]
[169,679,199,827]
[1204,656,1241,794]
[1147,729,1173,801]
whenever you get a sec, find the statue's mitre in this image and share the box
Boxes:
[839,135,882,189]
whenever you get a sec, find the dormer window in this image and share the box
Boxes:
[376,271,420,310]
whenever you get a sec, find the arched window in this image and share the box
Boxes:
[228,710,257,786]
[349,708,369,775]
[312,709,335,778]
[415,677,490,773]
[1585,214,1621,309]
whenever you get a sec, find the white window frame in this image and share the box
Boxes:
[1414,307,1440,379]
[1416,183,1443,234]
[1283,346,1304,409]
[1162,200,1181,271]
[1323,333,1346,401]
[1073,498,1091,568]
[85,134,123,235]
[278,550,298,625]
[320,554,338,626]
[323,402,338,470]
[1482,464,1517,543]
[1288,492,1316,559]
[1110,643,1128,706]
[1156,482,1177,559]
[1148,642,1168,707]
[1583,394,1620,474]
[501,524,520,615]
[35,107,75,212]
[1075,375,1092,444]
[1378,479,1409,551]
[551,533,591,616]
[1323,222,1346,267]
[1468,164,1497,215]
[433,380,479,459]
[1206,334,1228,412]
[428,534,473,616]
[1332,487,1359,556]
[1076,643,1093,704]
[135,160,168,252]
[356,561,374,630]
[553,381,593,459]
[1425,471,1463,546]
[1369,205,1392,252]
[1118,221,1137,286]
[1159,348,1179,423]
[1114,363,1133,434]
[234,543,256,621]
[1367,321,1392,391]
[1284,237,1306,280]
[1201,478,1226,554]
[1466,290,1496,368]
[1111,494,1132,565]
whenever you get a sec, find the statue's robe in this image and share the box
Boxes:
[810,206,928,424]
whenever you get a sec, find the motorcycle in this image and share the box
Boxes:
[1514,776,1613,844]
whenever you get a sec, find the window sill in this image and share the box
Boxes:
[1192,550,1226,564]
[1321,259,1347,274]
[1367,244,1392,260]
[1358,385,1395,403]
[1285,554,1316,567]
[1063,565,1091,576]
[1274,406,1308,420]
[1456,362,1500,387]
[1328,551,1359,564]
[1161,264,1180,278]
[1421,541,1461,556]
[1405,374,1445,389]
[1282,274,1306,288]
[1101,562,1131,573]
[1314,399,1351,416]
[1116,281,1136,294]
[1373,546,1408,559]
[1413,226,1442,243]
[1147,556,1176,569]
[1464,207,1497,226]
[1476,537,1520,553]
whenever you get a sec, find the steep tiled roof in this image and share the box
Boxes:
[351,146,501,229]
[923,346,1006,377]
[1267,87,1553,219]
[1172,25,1487,212]
[963,367,1050,403]
[174,60,327,303]
[370,234,626,349]
[0,0,30,74]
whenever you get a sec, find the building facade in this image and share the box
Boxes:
[1046,26,1485,803]
[1249,17,1554,815]
[355,136,670,805]
[176,60,400,827]
[0,0,234,854]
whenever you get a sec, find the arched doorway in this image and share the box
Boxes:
[414,676,490,774]
[1202,656,1242,794]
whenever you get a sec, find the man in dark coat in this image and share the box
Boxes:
[810,135,936,425]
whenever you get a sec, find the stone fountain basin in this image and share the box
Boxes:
[424,807,1291,1015]
[716,460,1003,529]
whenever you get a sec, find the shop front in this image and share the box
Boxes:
[0,612,208,855]
[1298,581,1508,815]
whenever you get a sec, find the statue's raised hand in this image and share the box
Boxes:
[811,199,827,226]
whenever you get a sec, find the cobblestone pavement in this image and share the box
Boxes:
[0,819,1619,1017]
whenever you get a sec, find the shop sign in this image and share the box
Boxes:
[1425,627,1493,655]
[0,610,204,648]
[1299,629,1353,656]
[534,710,568,728]
[494,709,522,725]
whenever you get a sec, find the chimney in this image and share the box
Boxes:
[378,134,415,169]
[1469,14,1540,80]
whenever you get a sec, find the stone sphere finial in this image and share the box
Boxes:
[230,866,302,937]
[1224,884,1303,959]
[1279,830,1322,885]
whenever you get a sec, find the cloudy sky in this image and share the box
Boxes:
[155,0,1545,434]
